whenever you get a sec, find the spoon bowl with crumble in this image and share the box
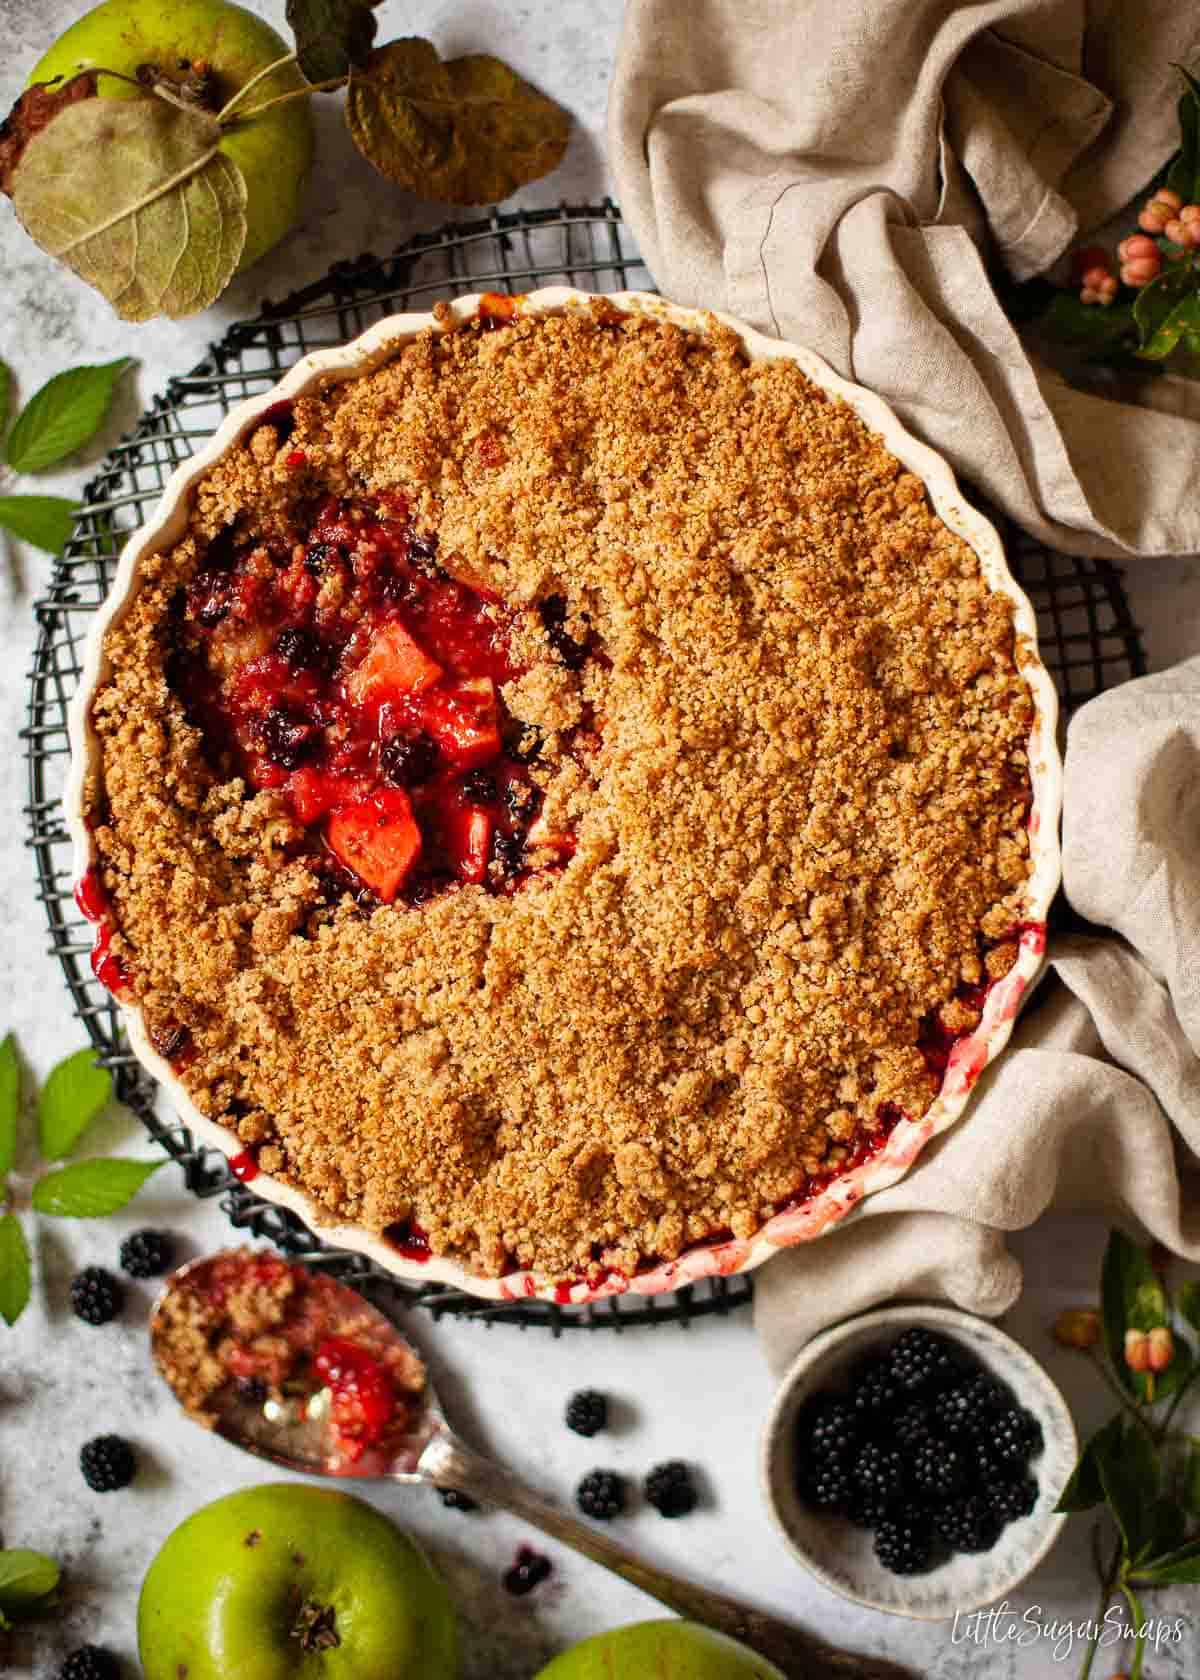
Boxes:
[150,1247,914,1679]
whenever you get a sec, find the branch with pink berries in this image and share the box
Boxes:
[1051,1231,1200,1680]
[1021,66,1200,375]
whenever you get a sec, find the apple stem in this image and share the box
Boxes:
[214,51,303,124]
[147,82,206,119]
[224,75,350,127]
[291,1599,340,1652]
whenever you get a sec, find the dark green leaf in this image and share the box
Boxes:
[1130,1554,1200,1586]
[37,1047,111,1161]
[0,1213,31,1327]
[4,358,133,473]
[1178,1279,1200,1335]
[1133,265,1200,361]
[347,39,570,207]
[1095,1414,1160,1558]
[1039,290,1138,359]
[286,0,377,82]
[0,1548,59,1611]
[0,1034,18,1179]
[31,1156,163,1217]
[1166,66,1200,205]
[1101,1229,1168,1399]
[1055,1413,1124,1513]
[0,362,9,435]
[1182,1442,1200,1517]
[1135,1494,1189,1564]
[1151,1329,1194,1400]
[0,494,76,554]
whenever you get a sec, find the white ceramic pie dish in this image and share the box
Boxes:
[65,287,1063,1304]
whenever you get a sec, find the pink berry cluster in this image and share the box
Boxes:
[1074,187,1200,306]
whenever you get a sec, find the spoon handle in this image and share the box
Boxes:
[418,1430,913,1680]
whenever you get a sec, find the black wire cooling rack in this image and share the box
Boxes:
[23,201,1146,1334]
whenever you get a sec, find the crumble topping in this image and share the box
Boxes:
[85,305,1035,1281]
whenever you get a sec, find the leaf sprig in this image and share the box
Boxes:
[0,1547,59,1631]
[0,355,132,553]
[0,1035,165,1327]
[1053,1231,1200,1679]
[1,0,570,323]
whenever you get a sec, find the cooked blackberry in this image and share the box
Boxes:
[991,1407,1043,1466]
[854,1440,906,1503]
[119,1229,174,1279]
[645,1461,697,1518]
[489,830,524,881]
[888,1327,961,1394]
[190,570,231,626]
[505,720,544,764]
[986,1475,1038,1523]
[275,626,326,672]
[461,769,497,804]
[849,1356,902,1426]
[80,1434,136,1492]
[259,704,316,769]
[576,1469,626,1520]
[565,1389,607,1437]
[59,1648,119,1680]
[874,1510,936,1575]
[937,1493,1004,1553]
[909,1438,965,1500]
[438,1488,479,1512]
[539,594,590,669]
[931,1373,1008,1437]
[70,1266,123,1326]
[380,731,439,787]
[504,780,538,821]
[304,540,333,576]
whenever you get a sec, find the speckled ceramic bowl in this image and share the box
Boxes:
[66,288,1063,1304]
[760,1304,1077,1620]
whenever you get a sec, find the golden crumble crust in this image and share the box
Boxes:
[86,307,1035,1282]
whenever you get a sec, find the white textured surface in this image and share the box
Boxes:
[0,3,1196,1677]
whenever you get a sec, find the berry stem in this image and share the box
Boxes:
[1085,1351,1158,1444]
[1079,1531,1122,1680]
[214,50,301,123]
[1119,1582,1147,1680]
[1157,1361,1200,1439]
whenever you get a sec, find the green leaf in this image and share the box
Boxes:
[1055,1413,1123,1513]
[1151,1329,1195,1400]
[1178,1279,1200,1335]
[1101,1229,1168,1400]
[0,362,9,436]
[0,494,77,553]
[0,1213,32,1327]
[1133,263,1200,361]
[1166,65,1200,204]
[1039,290,1138,358]
[1135,1494,1189,1564]
[31,1156,163,1217]
[11,95,247,323]
[287,0,377,83]
[1131,1552,1200,1586]
[37,1047,111,1161]
[1095,1414,1160,1558]
[0,1548,59,1612]
[5,357,133,474]
[0,1034,18,1180]
[347,39,571,208]
[1182,1441,1200,1516]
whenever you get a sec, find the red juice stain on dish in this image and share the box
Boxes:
[75,866,129,993]
[228,1149,261,1183]
[502,1546,552,1597]
[384,1219,431,1264]
[313,1336,396,1461]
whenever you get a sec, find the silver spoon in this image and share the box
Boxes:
[150,1251,911,1680]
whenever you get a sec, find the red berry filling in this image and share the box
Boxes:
[313,1335,396,1461]
[168,473,575,905]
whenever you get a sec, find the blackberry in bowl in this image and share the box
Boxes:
[760,1305,1077,1620]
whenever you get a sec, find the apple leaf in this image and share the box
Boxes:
[6,358,134,474]
[1133,264,1200,361]
[347,39,570,207]
[31,1156,164,1217]
[11,95,247,323]
[0,495,77,554]
[0,1548,59,1612]
[0,1033,18,1180]
[0,72,98,196]
[287,0,378,83]
[0,362,9,436]
[37,1047,111,1161]
[0,1213,31,1327]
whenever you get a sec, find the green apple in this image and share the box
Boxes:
[138,1482,459,1680]
[26,0,312,272]
[534,1620,788,1680]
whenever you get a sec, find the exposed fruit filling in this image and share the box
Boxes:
[167,475,569,904]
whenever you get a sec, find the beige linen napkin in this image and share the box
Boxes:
[609,0,1200,559]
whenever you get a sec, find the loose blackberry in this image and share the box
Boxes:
[931,1373,1008,1438]
[985,1475,1038,1523]
[461,769,497,805]
[849,1356,902,1427]
[888,1327,961,1394]
[381,731,439,788]
[909,1438,965,1500]
[645,1461,698,1518]
[438,1488,479,1512]
[259,704,317,769]
[59,1648,119,1680]
[503,1546,552,1596]
[874,1510,936,1575]
[576,1469,625,1520]
[80,1434,136,1493]
[70,1267,123,1326]
[991,1407,1043,1466]
[797,1395,861,1463]
[275,626,326,672]
[936,1493,1004,1553]
[565,1389,607,1437]
[118,1229,174,1279]
[853,1440,906,1503]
